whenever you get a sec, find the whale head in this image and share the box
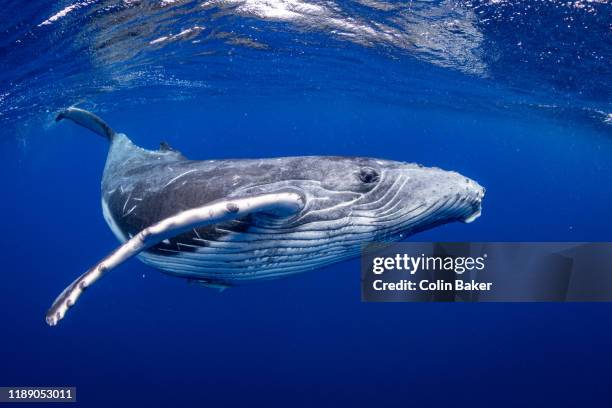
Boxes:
[248,157,484,242]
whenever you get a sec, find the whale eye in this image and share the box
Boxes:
[358,167,379,184]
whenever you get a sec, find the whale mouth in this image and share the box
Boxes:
[461,184,485,224]
[462,206,482,224]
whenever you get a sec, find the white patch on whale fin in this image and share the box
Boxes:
[55,107,116,141]
[45,192,305,326]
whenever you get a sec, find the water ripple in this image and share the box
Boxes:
[0,0,610,135]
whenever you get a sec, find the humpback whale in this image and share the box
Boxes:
[46,108,485,326]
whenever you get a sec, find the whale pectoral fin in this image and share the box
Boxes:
[45,192,304,326]
[188,279,232,292]
[56,107,116,141]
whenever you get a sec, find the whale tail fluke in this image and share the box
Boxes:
[56,107,115,141]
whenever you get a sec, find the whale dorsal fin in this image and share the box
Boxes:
[159,141,174,151]
[45,192,305,326]
[56,107,115,141]
[159,140,186,159]
[56,108,187,162]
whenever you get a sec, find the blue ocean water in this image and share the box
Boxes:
[1,0,611,406]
